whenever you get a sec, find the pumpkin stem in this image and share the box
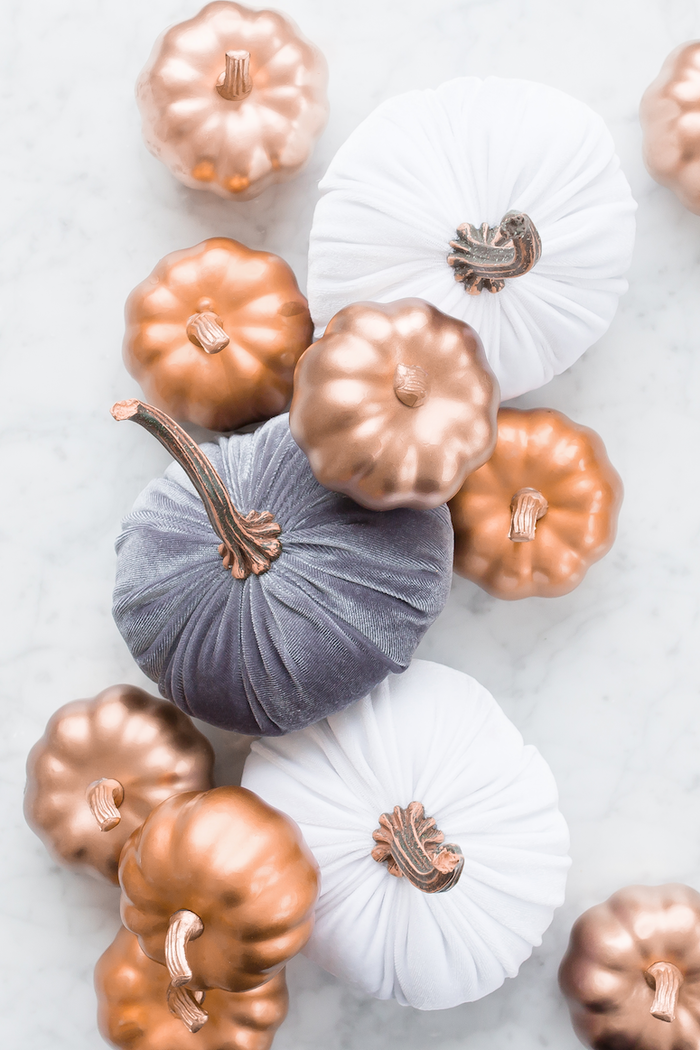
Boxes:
[216,50,253,102]
[393,364,429,408]
[447,211,542,295]
[111,399,282,579]
[186,301,230,355]
[646,961,684,1023]
[167,984,208,1033]
[371,801,463,893]
[85,778,124,832]
[509,488,548,542]
[165,910,205,988]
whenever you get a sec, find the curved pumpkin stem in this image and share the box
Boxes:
[111,399,282,579]
[509,488,548,542]
[167,984,208,1033]
[86,778,124,832]
[447,211,542,294]
[216,49,253,101]
[371,801,463,893]
[165,910,204,988]
[646,960,684,1023]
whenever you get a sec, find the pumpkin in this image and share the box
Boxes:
[242,659,571,1011]
[640,42,700,214]
[559,884,700,1050]
[111,400,453,735]
[289,298,499,510]
[137,1,328,201]
[119,786,319,1003]
[123,238,313,433]
[23,685,214,884]
[449,407,623,599]
[307,76,636,401]
[95,927,288,1045]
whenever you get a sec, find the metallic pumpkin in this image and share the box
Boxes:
[124,238,313,432]
[95,927,288,1046]
[449,407,622,599]
[24,685,214,884]
[137,1,328,200]
[640,41,700,214]
[289,298,499,510]
[559,884,700,1050]
[119,786,319,995]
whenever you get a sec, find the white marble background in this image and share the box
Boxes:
[3,0,700,1046]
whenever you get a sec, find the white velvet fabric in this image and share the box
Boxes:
[307,77,636,401]
[242,660,571,1010]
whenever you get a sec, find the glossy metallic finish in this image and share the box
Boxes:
[137,1,329,200]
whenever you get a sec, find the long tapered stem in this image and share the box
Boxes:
[165,910,204,988]
[86,778,124,832]
[167,984,208,1032]
[647,961,684,1023]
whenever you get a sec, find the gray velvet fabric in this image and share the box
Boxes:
[113,413,453,735]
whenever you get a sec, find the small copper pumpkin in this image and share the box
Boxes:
[559,884,700,1050]
[137,1,328,200]
[449,407,622,599]
[95,927,288,1046]
[24,685,214,884]
[289,298,499,510]
[124,238,313,432]
[119,786,319,995]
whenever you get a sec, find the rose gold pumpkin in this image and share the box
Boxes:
[559,884,700,1050]
[24,685,215,884]
[124,238,313,432]
[95,927,288,1049]
[289,298,499,510]
[137,1,328,200]
[449,407,622,599]
[640,41,700,213]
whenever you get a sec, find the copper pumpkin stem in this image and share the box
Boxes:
[646,961,684,1023]
[447,211,542,295]
[509,487,548,542]
[85,778,124,832]
[167,984,208,1033]
[216,50,253,101]
[111,399,282,579]
[165,910,205,988]
[371,801,463,893]
[186,302,230,355]
[393,363,429,408]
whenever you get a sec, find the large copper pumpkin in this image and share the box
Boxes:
[289,298,499,510]
[119,786,319,995]
[24,685,214,884]
[449,407,622,599]
[137,1,328,200]
[559,884,700,1050]
[95,927,288,1047]
[124,238,313,432]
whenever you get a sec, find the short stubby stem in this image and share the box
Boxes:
[85,778,124,832]
[216,50,253,101]
[186,309,230,355]
[393,363,429,408]
[371,801,463,893]
[646,960,684,1023]
[167,984,208,1033]
[509,488,548,542]
[447,211,542,295]
[165,910,205,988]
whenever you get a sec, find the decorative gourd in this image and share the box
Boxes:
[111,401,453,735]
[449,408,623,599]
[307,77,636,401]
[118,786,319,1024]
[95,927,288,1046]
[640,42,700,214]
[559,884,700,1050]
[124,238,313,433]
[137,1,328,200]
[242,659,571,1011]
[24,685,214,884]
[289,298,499,510]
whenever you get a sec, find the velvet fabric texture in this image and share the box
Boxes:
[113,414,453,735]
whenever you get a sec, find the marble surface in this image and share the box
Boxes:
[4,0,700,1046]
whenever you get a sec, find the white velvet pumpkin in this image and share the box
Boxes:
[242,659,570,1010]
[307,77,636,401]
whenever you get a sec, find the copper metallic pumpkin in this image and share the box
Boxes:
[95,927,288,1047]
[119,786,319,996]
[123,238,313,432]
[24,685,214,884]
[289,298,499,510]
[449,407,622,599]
[137,1,328,200]
[559,884,700,1050]
[640,42,700,214]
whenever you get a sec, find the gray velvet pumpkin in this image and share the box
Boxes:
[112,409,453,735]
